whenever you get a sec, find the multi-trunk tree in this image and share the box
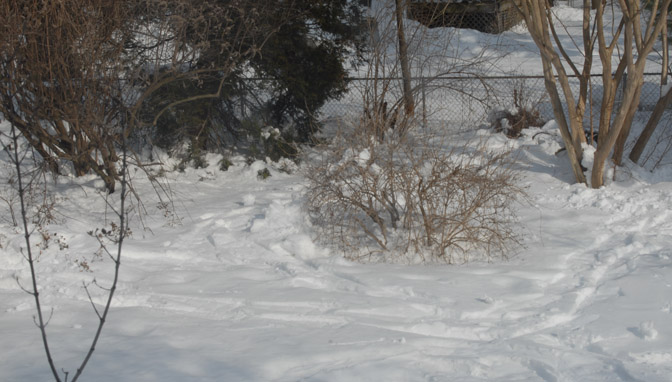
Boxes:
[517,0,672,188]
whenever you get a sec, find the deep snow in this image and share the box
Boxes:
[1,2,672,381]
[1,121,671,381]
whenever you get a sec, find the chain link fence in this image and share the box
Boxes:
[319,73,668,128]
[407,0,524,34]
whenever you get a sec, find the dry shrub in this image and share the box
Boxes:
[0,0,129,192]
[306,2,523,263]
[492,83,546,138]
[305,118,524,264]
[0,0,279,193]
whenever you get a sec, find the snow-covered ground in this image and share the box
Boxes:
[1,122,671,381]
[2,2,672,381]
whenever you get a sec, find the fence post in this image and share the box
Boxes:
[495,4,504,33]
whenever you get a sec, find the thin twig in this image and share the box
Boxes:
[82,282,102,320]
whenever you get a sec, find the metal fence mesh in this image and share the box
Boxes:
[407,0,523,34]
[319,73,668,128]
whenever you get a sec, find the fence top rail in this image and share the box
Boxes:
[340,72,666,81]
[238,73,664,82]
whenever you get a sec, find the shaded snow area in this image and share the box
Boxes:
[1,122,671,381]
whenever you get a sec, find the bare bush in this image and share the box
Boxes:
[0,1,128,191]
[306,2,522,263]
[491,80,546,138]
[0,0,283,192]
[305,121,523,263]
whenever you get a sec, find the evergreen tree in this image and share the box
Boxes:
[148,0,367,156]
[249,0,367,142]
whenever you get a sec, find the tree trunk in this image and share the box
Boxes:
[395,0,415,116]
[538,54,586,183]
[592,67,644,187]
[612,84,642,165]
[629,85,672,163]
[518,0,587,184]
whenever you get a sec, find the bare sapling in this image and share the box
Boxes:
[3,119,131,382]
[394,0,415,116]
[353,0,502,138]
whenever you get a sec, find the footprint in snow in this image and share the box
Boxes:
[526,359,558,382]
[476,294,495,304]
[628,321,658,341]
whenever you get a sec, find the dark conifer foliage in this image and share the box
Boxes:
[150,0,368,155]
[250,0,367,143]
